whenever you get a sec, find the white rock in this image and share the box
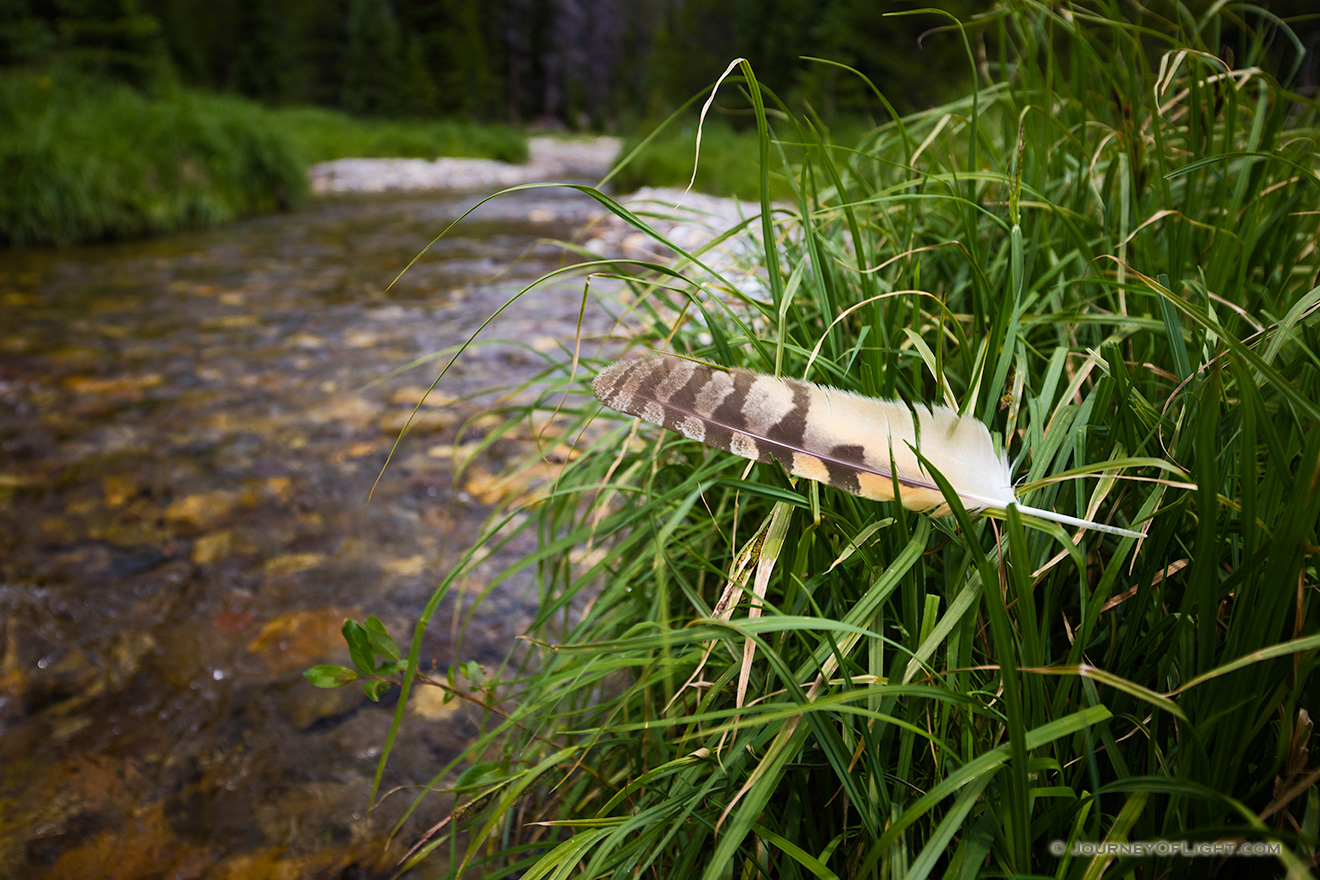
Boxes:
[308,136,622,195]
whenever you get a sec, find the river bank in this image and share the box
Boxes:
[309,136,623,194]
[311,137,774,300]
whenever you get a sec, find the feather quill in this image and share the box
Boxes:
[593,353,1143,538]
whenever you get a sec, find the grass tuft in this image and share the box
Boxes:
[0,70,307,246]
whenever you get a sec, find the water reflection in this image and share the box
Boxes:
[0,184,613,878]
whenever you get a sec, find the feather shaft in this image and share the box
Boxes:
[1007,504,1143,538]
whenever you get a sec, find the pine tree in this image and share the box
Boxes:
[431,0,494,119]
[52,0,173,88]
[0,0,57,67]
[342,0,402,116]
[399,33,438,117]
[228,0,290,101]
[284,0,349,107]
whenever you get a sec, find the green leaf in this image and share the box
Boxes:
[342,619,374,674]
[303,664,358,688]
[374,659,407,677]
[362,679,392,702]
[1156,272,1192,381]
[364,615,401,661]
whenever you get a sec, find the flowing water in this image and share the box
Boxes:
[0,183,619,878]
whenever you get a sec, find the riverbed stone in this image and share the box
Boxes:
[261,552,327,578]
[389,385,458,408]
[283,680,365,731]
[378,409,452,435]
[245,607,355,681]
[101,473,138,508]
[405,682,459,722]
[163,490,245,533]
[190,530,233,565]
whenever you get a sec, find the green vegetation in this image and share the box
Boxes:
[269,105,527,166]
[0,0,528,246]
[610,124,797,200]
[610,118,876,201]
[0,71,306,247]
[609,124,797,201]
[320,3,1320,878]
[0,73,530,247]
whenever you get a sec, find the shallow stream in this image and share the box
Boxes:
[0,183,618,878]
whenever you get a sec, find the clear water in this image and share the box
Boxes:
[0,184,614,878]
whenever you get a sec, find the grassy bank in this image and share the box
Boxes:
[609,119,873,201]
[269,105,527,166]
[325,2,1320,878]
[609,123,800,200]
[0,72,306,247]
[0,73,531,247]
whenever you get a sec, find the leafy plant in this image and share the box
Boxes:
[306,616,408,702]
[314,3,1320,877]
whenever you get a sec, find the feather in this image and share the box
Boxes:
[593,353,1143,538]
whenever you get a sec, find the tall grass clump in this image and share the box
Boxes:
[268,105,528,166]
[0,71,307,246]
[329,3,1320,877]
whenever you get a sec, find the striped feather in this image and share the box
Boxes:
[593,352,1143,538]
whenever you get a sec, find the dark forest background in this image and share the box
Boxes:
[5,1,1318,129]
[0,0,1006,128]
